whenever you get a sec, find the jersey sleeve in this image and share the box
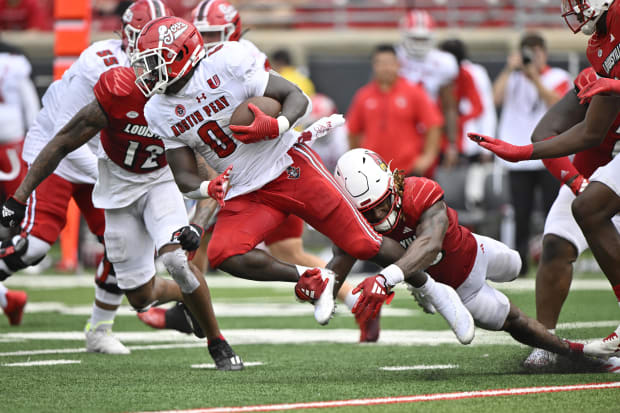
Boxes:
[51,74,99,137]
[221,42,270,97]
[93,67,135,118]
[405,177,445,219]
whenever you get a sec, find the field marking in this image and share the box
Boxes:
[137,381,620,413]
[191,362,264,369]
[3,359,81,367]
[3,274,613,291]
[380,364,458,371]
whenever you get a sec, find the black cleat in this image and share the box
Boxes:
[165,302,206,338]
[208,338,244,371]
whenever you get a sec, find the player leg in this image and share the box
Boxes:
[573,157,620,357]
[526,186,588,367]
[0,281,27,326]
[144,181,242,370]
[71,183,128,354]
[291,143,473,340]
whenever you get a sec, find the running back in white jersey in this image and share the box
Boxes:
[396,46,458,101]
[22,39,129,184]
[0,52,39,144]
[146,41,309,200]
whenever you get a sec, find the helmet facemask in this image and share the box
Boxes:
[195,23,235,48]
[402,33,434,59]
[562,0,611,34]
[123,23,141,57]
[361,191,402,234]
[132,48,174,97]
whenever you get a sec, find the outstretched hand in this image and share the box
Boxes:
[351,275,394,324]
[576,77,620,104]
[208,165,232,207]
[297,114,346,143]
[467,133,533,162]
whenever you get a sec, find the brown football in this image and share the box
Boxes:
[230,96,282,126]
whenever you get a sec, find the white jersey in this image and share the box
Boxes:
[239,38,268,70]
[23,39,129,184]
[0,53,39,143]
[146,41,308,200]
[461,61,497,157]
[497,66,571,170]
[396,46,458,101]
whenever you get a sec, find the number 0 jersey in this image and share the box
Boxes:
[92,66,172,209]
[145,41,309,200]
[386,177,477,289]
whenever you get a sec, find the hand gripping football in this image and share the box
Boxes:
[230,96,282,126]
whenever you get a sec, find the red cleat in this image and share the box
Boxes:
[137,307,166,329]
[357,308,381,343]
[3,290,27,326]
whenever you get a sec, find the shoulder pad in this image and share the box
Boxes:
[94,67,137,112]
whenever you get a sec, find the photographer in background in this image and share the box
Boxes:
[492,32,571,276]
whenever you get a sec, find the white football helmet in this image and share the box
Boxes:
[562,0,614,35]
[334,149,402,233]
[400,10,435,58]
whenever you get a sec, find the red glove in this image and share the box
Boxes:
[229,103,280,144]
[467,133,533,162]
[577,77,620,104]
[567,174,589,196]
[208,165,232,208]
[351,275,394,324]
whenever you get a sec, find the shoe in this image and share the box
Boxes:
[295,268,336,325]
[3,290,27,326]
[584,327,620,358]
[207,338,244,371]
[523,348,557,369]
[85,324,130,355]
[601,356,620,373]
[138,302,205,339]
[429,282,475,345]
[406,283,436,314]
[357,308,380,343]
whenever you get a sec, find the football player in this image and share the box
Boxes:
[137,0,380,342]
[332,148,620,370]
[0,0,172,354]
[468,0,620,358]
[397,10,460,167]
[131,16,474,343]
[0,63,245,371]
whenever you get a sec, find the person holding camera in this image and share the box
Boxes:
[492,32,571,276]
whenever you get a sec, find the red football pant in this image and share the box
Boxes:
[264,214,304,246]
[208,144,382,268]
[22,172,105,244]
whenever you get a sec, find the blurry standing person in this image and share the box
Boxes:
[492,32,570,275]
[347,44,442,177]
[271,48,315,97]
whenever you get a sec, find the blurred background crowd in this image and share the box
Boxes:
[0,0,593,276]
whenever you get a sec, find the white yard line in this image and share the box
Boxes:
[191,362,264,369]
[3,359,81,367]
[380,364,458,371]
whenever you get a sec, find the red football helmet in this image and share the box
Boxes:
[192,0,242,48]
[400,10,435,58]
[131,16,206,97]
[121,0,173,56]
[561,0,614,34]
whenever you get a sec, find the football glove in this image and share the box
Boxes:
[229,103,280,143]
[577,77,620,104]
[208,165,232,208]
[297,114,345,144]
[0,196,26,229]
[467,133,533,162]
[171,224,204,255]
[352,275,394,324]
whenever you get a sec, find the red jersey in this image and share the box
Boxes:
[572,67,620,178]
[346,76,443,174]
[386,177,477,289]
[453,65,483,153]
[93,67,167,174]
[587,1,620,78]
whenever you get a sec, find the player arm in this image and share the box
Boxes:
[13,100,107,203]
[393,201,448,276]
[165,146,203,194]
[263,72,310,130]
[531,89,586,142]
[530,94,620,158]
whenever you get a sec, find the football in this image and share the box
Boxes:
[230,96,282,126]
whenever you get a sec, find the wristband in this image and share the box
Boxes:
[182,181,210,199]
[381,264,405,287]
[277,116,290,135]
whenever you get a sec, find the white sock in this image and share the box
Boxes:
[0,282,7,308]
[344,290,360,310]
[87,303,117,332]
[418,275,438,296]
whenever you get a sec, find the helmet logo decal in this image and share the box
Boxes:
[365,151,388,172]
[218,4,237,22]
[159,22,189,45]
[122,8,134,23]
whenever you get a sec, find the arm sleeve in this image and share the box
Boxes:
[406,178,445,218]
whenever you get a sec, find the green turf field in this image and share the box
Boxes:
[1,268,619,413]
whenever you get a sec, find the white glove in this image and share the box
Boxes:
[297,114,345,144]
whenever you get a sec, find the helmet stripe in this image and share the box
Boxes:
[197,0,213,21]
[150,0,161,17]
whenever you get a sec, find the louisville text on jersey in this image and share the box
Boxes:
[122,123,161,139]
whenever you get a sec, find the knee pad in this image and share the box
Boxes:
[0,235,43,279]
[161,249,199,294]
[94,254,122,295]
[464,283,510,331]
